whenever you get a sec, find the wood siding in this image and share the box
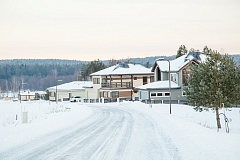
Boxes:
[119,91,132,98]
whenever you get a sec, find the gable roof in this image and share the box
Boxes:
[47,81,93,91]
[90,63,153,76]
[136,80,180,90]
[152,52,207,72]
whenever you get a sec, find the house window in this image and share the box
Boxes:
[143,77,147,85]
[112,91,119,98]
[171,73,177,82]
[182,91,186,96]
[103,91,107,98]
[164,92,170,97]
[50,92,55,97]
[157,93,163,96]
[150,76,154,82]
[151,93,156,97]
[93,78,100,84]
[157,67,161,81]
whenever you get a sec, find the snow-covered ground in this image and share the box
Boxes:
[0,100,239,159]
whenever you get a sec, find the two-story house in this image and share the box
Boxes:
[137,52,206,103]
[85,63,154,100]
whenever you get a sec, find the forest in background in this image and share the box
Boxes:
[0,54,239,92]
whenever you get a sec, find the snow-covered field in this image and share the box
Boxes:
[0,100,239,160]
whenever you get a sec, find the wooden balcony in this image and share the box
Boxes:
[101,82,133,89]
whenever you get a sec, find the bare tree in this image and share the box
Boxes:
[5,80,9,96]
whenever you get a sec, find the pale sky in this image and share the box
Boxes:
[0,0,239,61]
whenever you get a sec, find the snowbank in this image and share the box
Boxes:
[0,100,93,151]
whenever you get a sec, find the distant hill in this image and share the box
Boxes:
[0,54,239,93]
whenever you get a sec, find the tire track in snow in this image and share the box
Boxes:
[0,106,133,160]
[0,108,108,159]
[119,105,181,160]
[87,109,134,160]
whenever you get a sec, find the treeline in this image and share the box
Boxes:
[0,59,86,92]
[0,53,239,92]
[0,63,83,79]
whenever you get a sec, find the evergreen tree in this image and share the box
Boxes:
[185,51,240,129]
[189,48,195,53]
[108,59,119,67]
[81,60,106,80]
[203,45,212,55]
[176,45,188,58]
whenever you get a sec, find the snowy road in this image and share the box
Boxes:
[0,104,180,160]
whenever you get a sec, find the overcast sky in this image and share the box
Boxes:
[0,0,239,61]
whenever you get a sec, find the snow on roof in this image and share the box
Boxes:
[136,80,180,90]
[90,63,152,76]
[47,81,93,91]
[36,91,47,95]
[155,52,207,72]
[20,91,35,96]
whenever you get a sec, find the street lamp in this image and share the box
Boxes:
[157,58,171,114]
[56,79,62,104]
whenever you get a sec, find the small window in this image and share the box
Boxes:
[165,92,170,96]
[134,77,137,80]
[103,91,107,98]
[151,93,156,97]
[50,92,55,97]
[143,77,147,85]
[150,76,154,83]
[171,73,177,82]
[157,93,163,96]
[182,91,186,96]
[93,78,100,84]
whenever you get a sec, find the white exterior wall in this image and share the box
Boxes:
[139,90,149,100]
[49,90,85,101]
[85,88,99,99]
[88,75,102,98]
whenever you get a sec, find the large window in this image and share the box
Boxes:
[112,91,119,98]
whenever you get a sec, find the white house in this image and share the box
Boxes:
[19,91,36,101]
[47,81,92,101]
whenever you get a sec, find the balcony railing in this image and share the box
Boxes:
[101,82,133,89]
